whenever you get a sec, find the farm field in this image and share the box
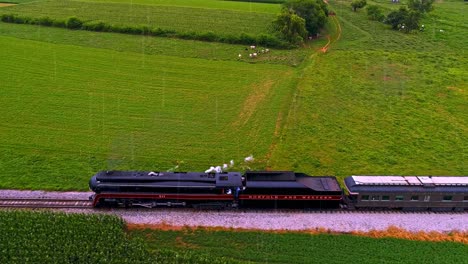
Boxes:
[0,210,235,263]
[131,227,468,264]
[268,0,467,176]
[1,210,467,264]
[77,0,282,13]
[0,0,466,192]
[0,34,296,190]
[0,0,277,37]
[0,23,310,66]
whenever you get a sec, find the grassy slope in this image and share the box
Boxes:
[131,229,468,264]
[0,23,309,66]
[0,0,466,191]
[0,35,296,190]
[268,0,467,176]
[0,0,276,36]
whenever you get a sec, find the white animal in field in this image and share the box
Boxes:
[238,54,242,58]
[244,155,254,162]
[253,53,257,57]
[249,53,253,58]
[250,45,256,49]
[265,49,269,53]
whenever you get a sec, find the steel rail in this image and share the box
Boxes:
[0,198,93,208]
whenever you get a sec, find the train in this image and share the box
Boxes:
[89,170,468,211]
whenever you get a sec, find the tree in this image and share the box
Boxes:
[366,5,385,21]
[351,0,367,12]
[403,10,421,32]
[282,0,328,36]
[385,7,421,32]
[272,11,307,45]
[407,0,434,13]
[385,7,408,30]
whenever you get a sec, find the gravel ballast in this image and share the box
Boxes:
[1,190,467,233]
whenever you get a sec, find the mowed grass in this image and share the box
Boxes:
[78,0,281,13]
[0,35,296,190]
[268,0,467,176]
[0,23,310,66]
[130,228,468,264]
[0,0,276,36]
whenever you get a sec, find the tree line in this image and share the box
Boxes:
[271,0,329,45]
[352,0,435,33]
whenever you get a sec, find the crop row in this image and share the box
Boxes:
[0,210,152,263]
[0,210,237,263]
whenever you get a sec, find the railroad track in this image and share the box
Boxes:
[0,198,93,208]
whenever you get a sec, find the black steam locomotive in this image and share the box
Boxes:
[89,171,468,211]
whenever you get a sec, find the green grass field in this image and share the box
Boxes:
[0,23,309,66]
[0,34,296,190]
[78,0,282,13]
[0,0,277,37]
[0,0,466,191]
[268,0,467,176]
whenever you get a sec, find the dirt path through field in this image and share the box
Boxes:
[321,14,342,53]
[0,3,17,7]
[264,11,343,165]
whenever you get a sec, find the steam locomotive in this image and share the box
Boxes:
[89,171,468,211]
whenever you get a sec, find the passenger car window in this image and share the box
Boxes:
[411,195,419,201]
[361,195,369,201]
[381,196,390,201]
[395,196,404,201]
[442,196,453,201]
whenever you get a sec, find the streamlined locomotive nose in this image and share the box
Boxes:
[89,175,99,193]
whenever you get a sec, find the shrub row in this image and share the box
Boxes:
[0,14,288,48]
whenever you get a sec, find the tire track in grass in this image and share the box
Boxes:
[265,11,343,166]
[321,12,342,53]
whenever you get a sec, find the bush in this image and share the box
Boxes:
[37,16,54,26]
[257,33,283,47]
[197,31,218,42]
[52,19,66,28]
[239,32,257,45]
[0,14,16,23]
[351,0,367,12]
[82,20,110,32]
[366,5,385,21]
[66,16,83,29]
[150,27,176,37]
[177,31,197,40]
